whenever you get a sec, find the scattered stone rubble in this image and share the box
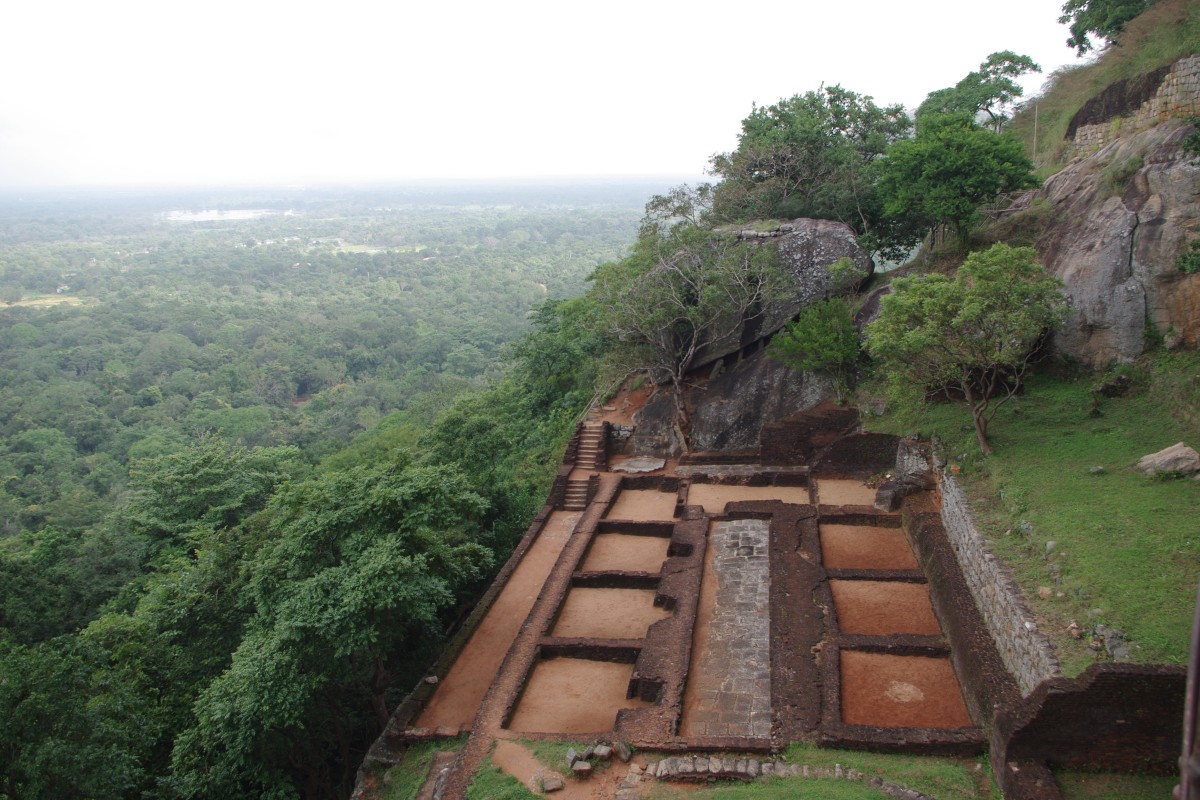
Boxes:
[553,741,934,800]
[641,754,934,799]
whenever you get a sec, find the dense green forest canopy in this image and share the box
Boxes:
[0,184,644,799]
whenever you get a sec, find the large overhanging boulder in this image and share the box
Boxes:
[689,218,872,369]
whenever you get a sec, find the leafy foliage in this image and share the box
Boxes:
[917,51,1042,132]
[768,299,860,402]
[0,189,638,800]
[709,86,911,246]
[878,114,1040,245]
[590,224,789,447]
[1177,239,1200,274]
[866,244,1068,454]
[1060,0,1151,55]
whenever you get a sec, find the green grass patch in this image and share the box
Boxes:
[780,743,996,799]
[466,758,540,800]
[377,736,468,800]
[1054,769,1179,799]
[520,739,611,773]
[646,777,890,799]
[864,351,1200,674]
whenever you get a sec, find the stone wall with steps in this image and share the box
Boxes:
[1069,55,1200,154]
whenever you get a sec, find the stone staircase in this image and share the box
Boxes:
[575,421,606,471]
[562,479,590,511]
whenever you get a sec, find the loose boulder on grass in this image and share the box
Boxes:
[1135,442,1200,478]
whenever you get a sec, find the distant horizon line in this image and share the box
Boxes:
[0,174,711,197]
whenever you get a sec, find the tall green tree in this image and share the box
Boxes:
[878,114,1039,246]
[866,244,1068,455]
[170,461,491,799]
[709,86,911,240]
[917,51,1042,132]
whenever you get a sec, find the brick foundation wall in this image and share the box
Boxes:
[997,663,1186,774]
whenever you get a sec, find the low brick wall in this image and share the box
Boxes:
[996,663,1186,775]
[938,473,1060,696]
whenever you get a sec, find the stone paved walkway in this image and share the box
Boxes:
[684,518,772,738]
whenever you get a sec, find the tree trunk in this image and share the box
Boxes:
[964,385,993,456]
[370,655,390,727]
[670,375,691,454]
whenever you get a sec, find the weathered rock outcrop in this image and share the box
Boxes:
[628,350,832,456]
[1036,118,1200,366]
[690,218,871,368]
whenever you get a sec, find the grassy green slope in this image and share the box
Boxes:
[866,352,1200,674]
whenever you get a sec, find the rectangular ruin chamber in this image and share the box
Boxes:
[819,523,919,571]
[549,587,672,639]
[685,482,812,514]
[579,531,671,573]
[604,489,677,521]
[838,650,972,730]
[829,580,941,636]
[813,478,879,507]
[505,656,651,734]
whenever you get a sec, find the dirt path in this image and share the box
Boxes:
[417,512,582,730]
[679,522,720,738]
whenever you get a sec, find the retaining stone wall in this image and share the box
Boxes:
[1071,55,1200,152]
[939,473,1060,695]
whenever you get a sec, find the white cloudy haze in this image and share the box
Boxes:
[0,0,1084,188]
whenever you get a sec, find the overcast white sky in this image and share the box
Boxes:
[0,0,1084,188]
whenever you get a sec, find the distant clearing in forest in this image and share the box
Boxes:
[6,294,92,308]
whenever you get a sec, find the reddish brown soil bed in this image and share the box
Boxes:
[505,658,651,734]
[839,651,972,729]
[605,489,676,521]
[550,587,673,639]
[685,483,811,514]
[815,479,878,506]
[580,533,670,573]
[819,524,919,570]
[829,580,941,635]
[417,511,581,730]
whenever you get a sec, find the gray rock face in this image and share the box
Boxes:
[1038,119,1200,366]
[690,218,871,368]
[629,350,832,456]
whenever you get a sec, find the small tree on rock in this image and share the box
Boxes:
[590,224,789,451]
[768,298,860,403]
[865,244,1068,455]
